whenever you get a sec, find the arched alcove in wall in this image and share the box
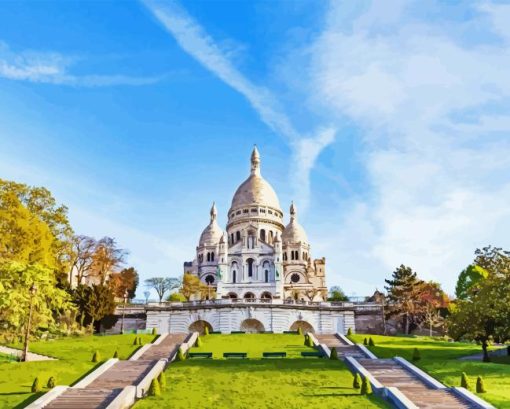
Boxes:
[289,320,315,333]
[188,320,213,335]
[240,318,265,333]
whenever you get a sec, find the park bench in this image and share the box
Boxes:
[223,352,247,359]
[283,331,298,334]
[188,352,213,359]
[263,352,286,359]
[301,351,323,358]
[230,331,246,334]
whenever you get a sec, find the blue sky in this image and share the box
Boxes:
[1,0,510,298]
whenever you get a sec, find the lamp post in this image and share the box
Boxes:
[120,290,128,334]
[22,284,37,362]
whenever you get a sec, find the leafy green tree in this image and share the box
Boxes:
[167,292,186,302]
[455,265,489,300]
[474,246,510,276]
[145,277,180,302]
[0,261,73,334]
[327,286,349,302]
[385,265,425,334]
[84,284,116,328]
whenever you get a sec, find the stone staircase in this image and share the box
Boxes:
[315,333,367,359]
[44,333,187,409]
[358,359,477,408]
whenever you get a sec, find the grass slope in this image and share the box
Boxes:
[350,334,510,409]
[0,334,155,409]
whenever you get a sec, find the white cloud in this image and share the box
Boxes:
[305,0,510,294]
[0,41,163,86]
[142,0,336,210]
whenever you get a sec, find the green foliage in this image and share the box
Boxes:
[167,292,186,302]
[113,350,118,358]
[152,327,157,335]
[31,377,41,393]
[158,371,166,390]
[204,326,210,336]
[368,337,375,347]
[353,373,362,389]
[304,334,309,346]
[176,348,186,361]
[456,264,489,300]
[328,286,349,301]
[363,338,368,346]
[297,327,303,335]
[330,347,337,360]
[412,348,421,361]
[46,376,55,389]
[137,336,143,346]
[461,372,470,389]
[476,376,486,393]
[92,351,100,363]
[133,337,139,346]
[196,337,203,347]
[148,377,161,396]
[360,376,372,394]
[347,328,352,336]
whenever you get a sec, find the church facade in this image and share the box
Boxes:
[184,147,327,302]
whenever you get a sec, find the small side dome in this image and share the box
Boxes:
[199,202,224,246]
[282,202,308,244]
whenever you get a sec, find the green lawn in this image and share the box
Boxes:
[0,334,156,409]
[350,334,510,409]
[189,333,314,358]
[134,334,389,409]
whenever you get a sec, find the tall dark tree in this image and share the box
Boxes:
[384,265,424,334]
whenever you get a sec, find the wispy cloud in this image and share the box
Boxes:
[142,0,336,209]
[0,41,163,87]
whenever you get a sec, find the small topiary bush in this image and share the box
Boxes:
[152,327,157,335]
[196,337,203,347]
[92,351,100,363]
[113,350,119,358]
[330,347,338,360]
[158,372,167,390]
[347,327,352,336]
[307,335,314,347]
[353,373,362,389]
[137,336,143,346]
[31,377,41,393]
[304,334,309,346]
[297,327,303,336]
[412,348,421,362]
[204,326,210,336]
[148,378,161,396]
[133,337,139,346]
[363,338,368,346]
[360,376,372,395]
[476,376,486,393]
[368,337,375,347]
[461,372,470,390]
[47,376,56,389]
[177,348,186,361]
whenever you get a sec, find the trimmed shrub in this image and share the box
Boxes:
[330,347,338,360]
[368,337,375,347]
[152,327,157,335]
[297,327,303,336]
[306,335,314,347]
[47,377,56,389]
[363,338,368,346]
[133,337,139,346]
[113,350,119,358]
[137,336,143,346]
[31,377,41,393]
[353,373,362,389]
[461,372,470,390]
[476,376,486,393]
[177,348,186,361]
[304,334,309,346]
[360,376,372,395]
[347,328,352,336]
[158,372,167,390]
[196,337,203,347]
[148,378,161,396]
[92,351,100,363]
[412,348,421,362]
[204,326,210,336]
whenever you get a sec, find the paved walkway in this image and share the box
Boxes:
[44,333,187,409]
[0,345,56,361]
[315,334,367,359]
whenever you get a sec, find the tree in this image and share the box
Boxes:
[474,246,510,276]
[419,281,450,336]
[90,237,127,285]
[68,235,97,286]
[328,286,349,302]
[167,292,186,302]
[455,264,489,300]
[180,273,203,301]
[145,277,180,302]
[84,284,116,328]
[385,265,425,334]
[0,261,73,335]
[448,269,510,362]
[110,267,139,299]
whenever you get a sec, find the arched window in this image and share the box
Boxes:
[260,229,266,242]
[283,252,287,261]
[231,233,234,244]
[207,252,210,262]
[236,231,241,242]
[247,258,254,277]
[291,251,295,261]
[211,252,214,261]
[233,270,237,283]
[231,261,238,284]
[269,230,274,243]
[265,270,269,282]
[205,275,214,285]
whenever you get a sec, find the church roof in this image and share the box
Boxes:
[282,202,308,244]
[199,202,224,246]
[229,146,282,212]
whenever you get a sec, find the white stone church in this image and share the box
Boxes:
[184,147,327,302]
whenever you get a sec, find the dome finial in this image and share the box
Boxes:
[290,201,297,220]
[250,145,260,176]
[210,201,217,222]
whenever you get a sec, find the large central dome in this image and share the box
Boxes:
[229,147,282,212]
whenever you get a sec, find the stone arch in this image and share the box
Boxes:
[243,292,255,300]
[260,291,272,300]
[240,318,265,333]
[290,320,315,333]
[189,320,213,335]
